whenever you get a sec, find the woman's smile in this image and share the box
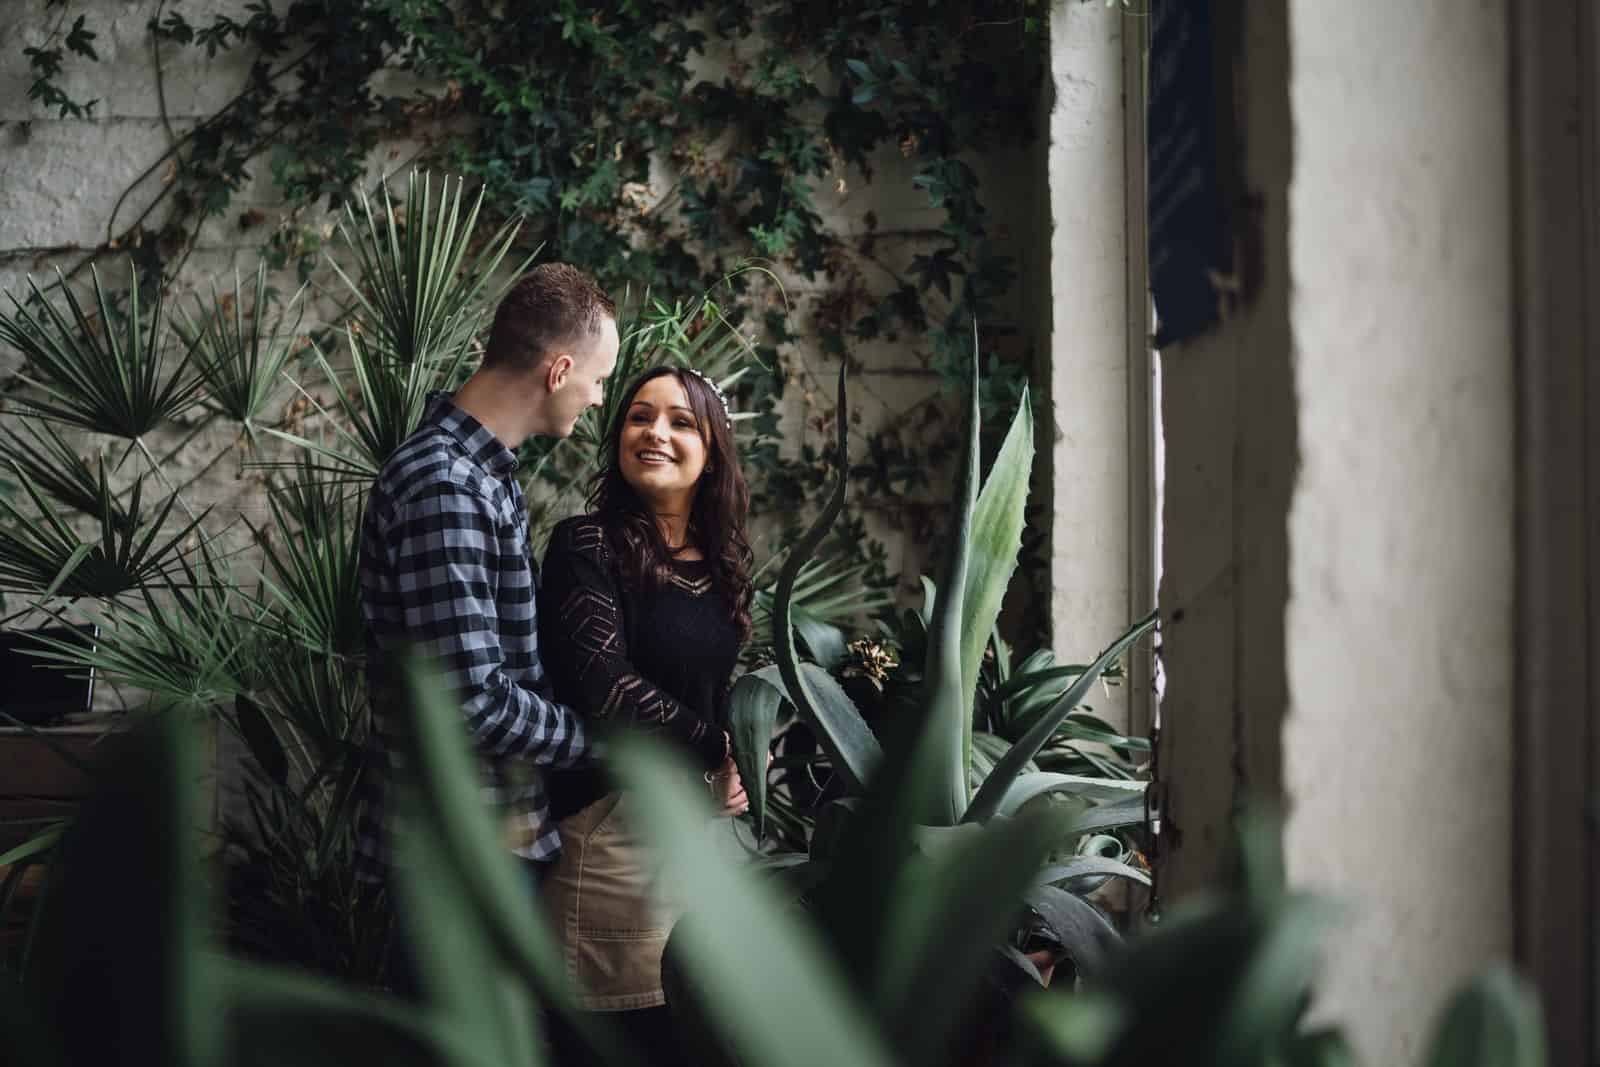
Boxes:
[619,374,709,497]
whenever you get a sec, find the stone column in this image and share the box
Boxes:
[1045,1,1154,732]
[1282,3,1516,1061]
[1155,2,1524,1061]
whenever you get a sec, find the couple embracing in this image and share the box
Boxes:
[354,263,753,1064]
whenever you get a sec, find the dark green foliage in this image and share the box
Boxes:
[19,0,1048,601]
[0,665,1549,1067]
[23,7,99,119]
[0,266,203,440]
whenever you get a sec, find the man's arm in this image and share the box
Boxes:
[388,478,586,767]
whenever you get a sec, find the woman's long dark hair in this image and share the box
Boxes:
[587,366,755,641]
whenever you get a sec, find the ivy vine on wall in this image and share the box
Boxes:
[16,0,1052,618]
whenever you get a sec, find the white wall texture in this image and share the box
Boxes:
[1282,1,1515,1061]
[1154,1,1521,1062]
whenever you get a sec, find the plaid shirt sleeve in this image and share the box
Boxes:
[388,477,587,765]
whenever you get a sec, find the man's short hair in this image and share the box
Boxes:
[482,263,616,372]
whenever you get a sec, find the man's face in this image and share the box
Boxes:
[547,316,619,438]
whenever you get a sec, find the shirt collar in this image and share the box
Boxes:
[424,391,520,477]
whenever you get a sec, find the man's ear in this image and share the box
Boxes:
[544,353,574,392]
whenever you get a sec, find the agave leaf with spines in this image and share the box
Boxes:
[1423,966,1546,1067]
[751,555,892,670]
[728,665,788,840]
[766,362,883,792]
[614,735,897,1067]
[393,657,631,1062]
[992,771,1147,817]
[964,610,1159,823]
[392,786,540,1065]
[872,802,1096,1063]
[909,350,981,826]
[728,660,882,840]
[959,380,1033,724]
[0,263,203,439]
[1036,854,1153,889]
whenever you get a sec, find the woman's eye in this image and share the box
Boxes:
[673,419,694,429]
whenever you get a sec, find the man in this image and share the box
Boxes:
[354,262,620,888]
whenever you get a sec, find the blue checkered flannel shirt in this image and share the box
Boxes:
[354,392,587,881]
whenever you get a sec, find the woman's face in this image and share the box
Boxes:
[617,373,710,505]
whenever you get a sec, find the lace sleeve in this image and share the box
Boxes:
[539,520,727,769]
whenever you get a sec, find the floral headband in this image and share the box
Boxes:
[681,366,733,428]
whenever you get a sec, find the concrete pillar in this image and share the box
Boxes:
[1156,2,1523,1060]
[1282,4,1516,1061]
[1045,2,1154,732]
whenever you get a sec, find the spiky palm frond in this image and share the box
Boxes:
[249,484,365,659]
[175,264,306,434]
[0,418,129,531]
[0,264,202,438]
[0,461,208,601]
[267,453,360,544]
[25,548,265,711]
[263,327,458,483]
[330,170,534,366]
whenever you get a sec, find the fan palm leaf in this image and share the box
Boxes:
[0,418,129,530]
[0,263,202,438]
[263,327,458,483]
[248,484,365,659]
[26,546,264,710]
[175,264,306,436]
[0,461,208,600]
[329,170,534,366]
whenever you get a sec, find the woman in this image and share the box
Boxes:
[537,365,754,1063]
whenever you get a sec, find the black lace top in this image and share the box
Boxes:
[538,515,740,820]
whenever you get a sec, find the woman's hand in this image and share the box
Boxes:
[705,756,748,817]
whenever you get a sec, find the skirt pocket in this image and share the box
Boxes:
[546,792,677,1011]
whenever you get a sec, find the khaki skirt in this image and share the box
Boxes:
[542,792,679,1011]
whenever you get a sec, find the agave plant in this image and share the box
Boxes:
[727,354,1159,997]
[0,655,1547,1067]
